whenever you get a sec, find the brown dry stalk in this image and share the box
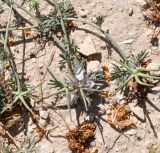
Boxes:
[0,73,12,105]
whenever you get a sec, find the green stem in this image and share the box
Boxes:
[36,89,66,102]
[79,88,88,111]
[50,0,74,74]
[4,5,12,52]
[135,75,153,87]
[51,0,69,44]
[110,74,134,96]
[19,96,34,115]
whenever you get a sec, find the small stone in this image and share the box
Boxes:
[87,60,101,73]
[39,119,47,127]
[23,75,30,81]
[40,110,49,120]
[28,124,37,133]
[151,87,160,95]
[31,58,36,63]
[78,9,87,18]
[129,105,145,120]
[146,63,160,76]
[119,39,134,44]
[78,36,100,56]
[91,17,97,23]
[84,114,94,121]
[39,63,43,69]
[125,129,137,136]
[129,8,133,16]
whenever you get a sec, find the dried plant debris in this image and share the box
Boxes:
[0,73,13,113]
[142,0,160,46]
[106,100,135,130]
[65,121,96,153]
[0,105,24,131]
[102,64,111,82]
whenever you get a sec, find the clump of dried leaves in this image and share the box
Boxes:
[65,121,96,153]
[106,100,135,130]
[142,0,160,46]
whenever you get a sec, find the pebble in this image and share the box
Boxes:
[39,63,43,69]
[40,110,49,120]
[129,104,145,120]
[87,60,101,73]
[78,36,100,56]
[39,119,47,127]
[125,129,137,136]
[129,8,133,16]
[78,9,87,18]
[28,124,37,133]
[146,63,160,76]
[119,39,134,44]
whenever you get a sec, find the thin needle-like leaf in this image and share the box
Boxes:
[138,73,160,80]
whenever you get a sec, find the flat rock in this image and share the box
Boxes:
[78,9,88,18]
[87,60,101,73]
[78,36,100,56]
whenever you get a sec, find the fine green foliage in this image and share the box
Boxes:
[48,59,103,118]
[0,5,39,115]
[37,1,76,37]
[59,40,78,70]
[0,138,39,153]
[130,50,149,67]
[111,51,160,95]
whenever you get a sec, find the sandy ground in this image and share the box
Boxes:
[0,0,160,153]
